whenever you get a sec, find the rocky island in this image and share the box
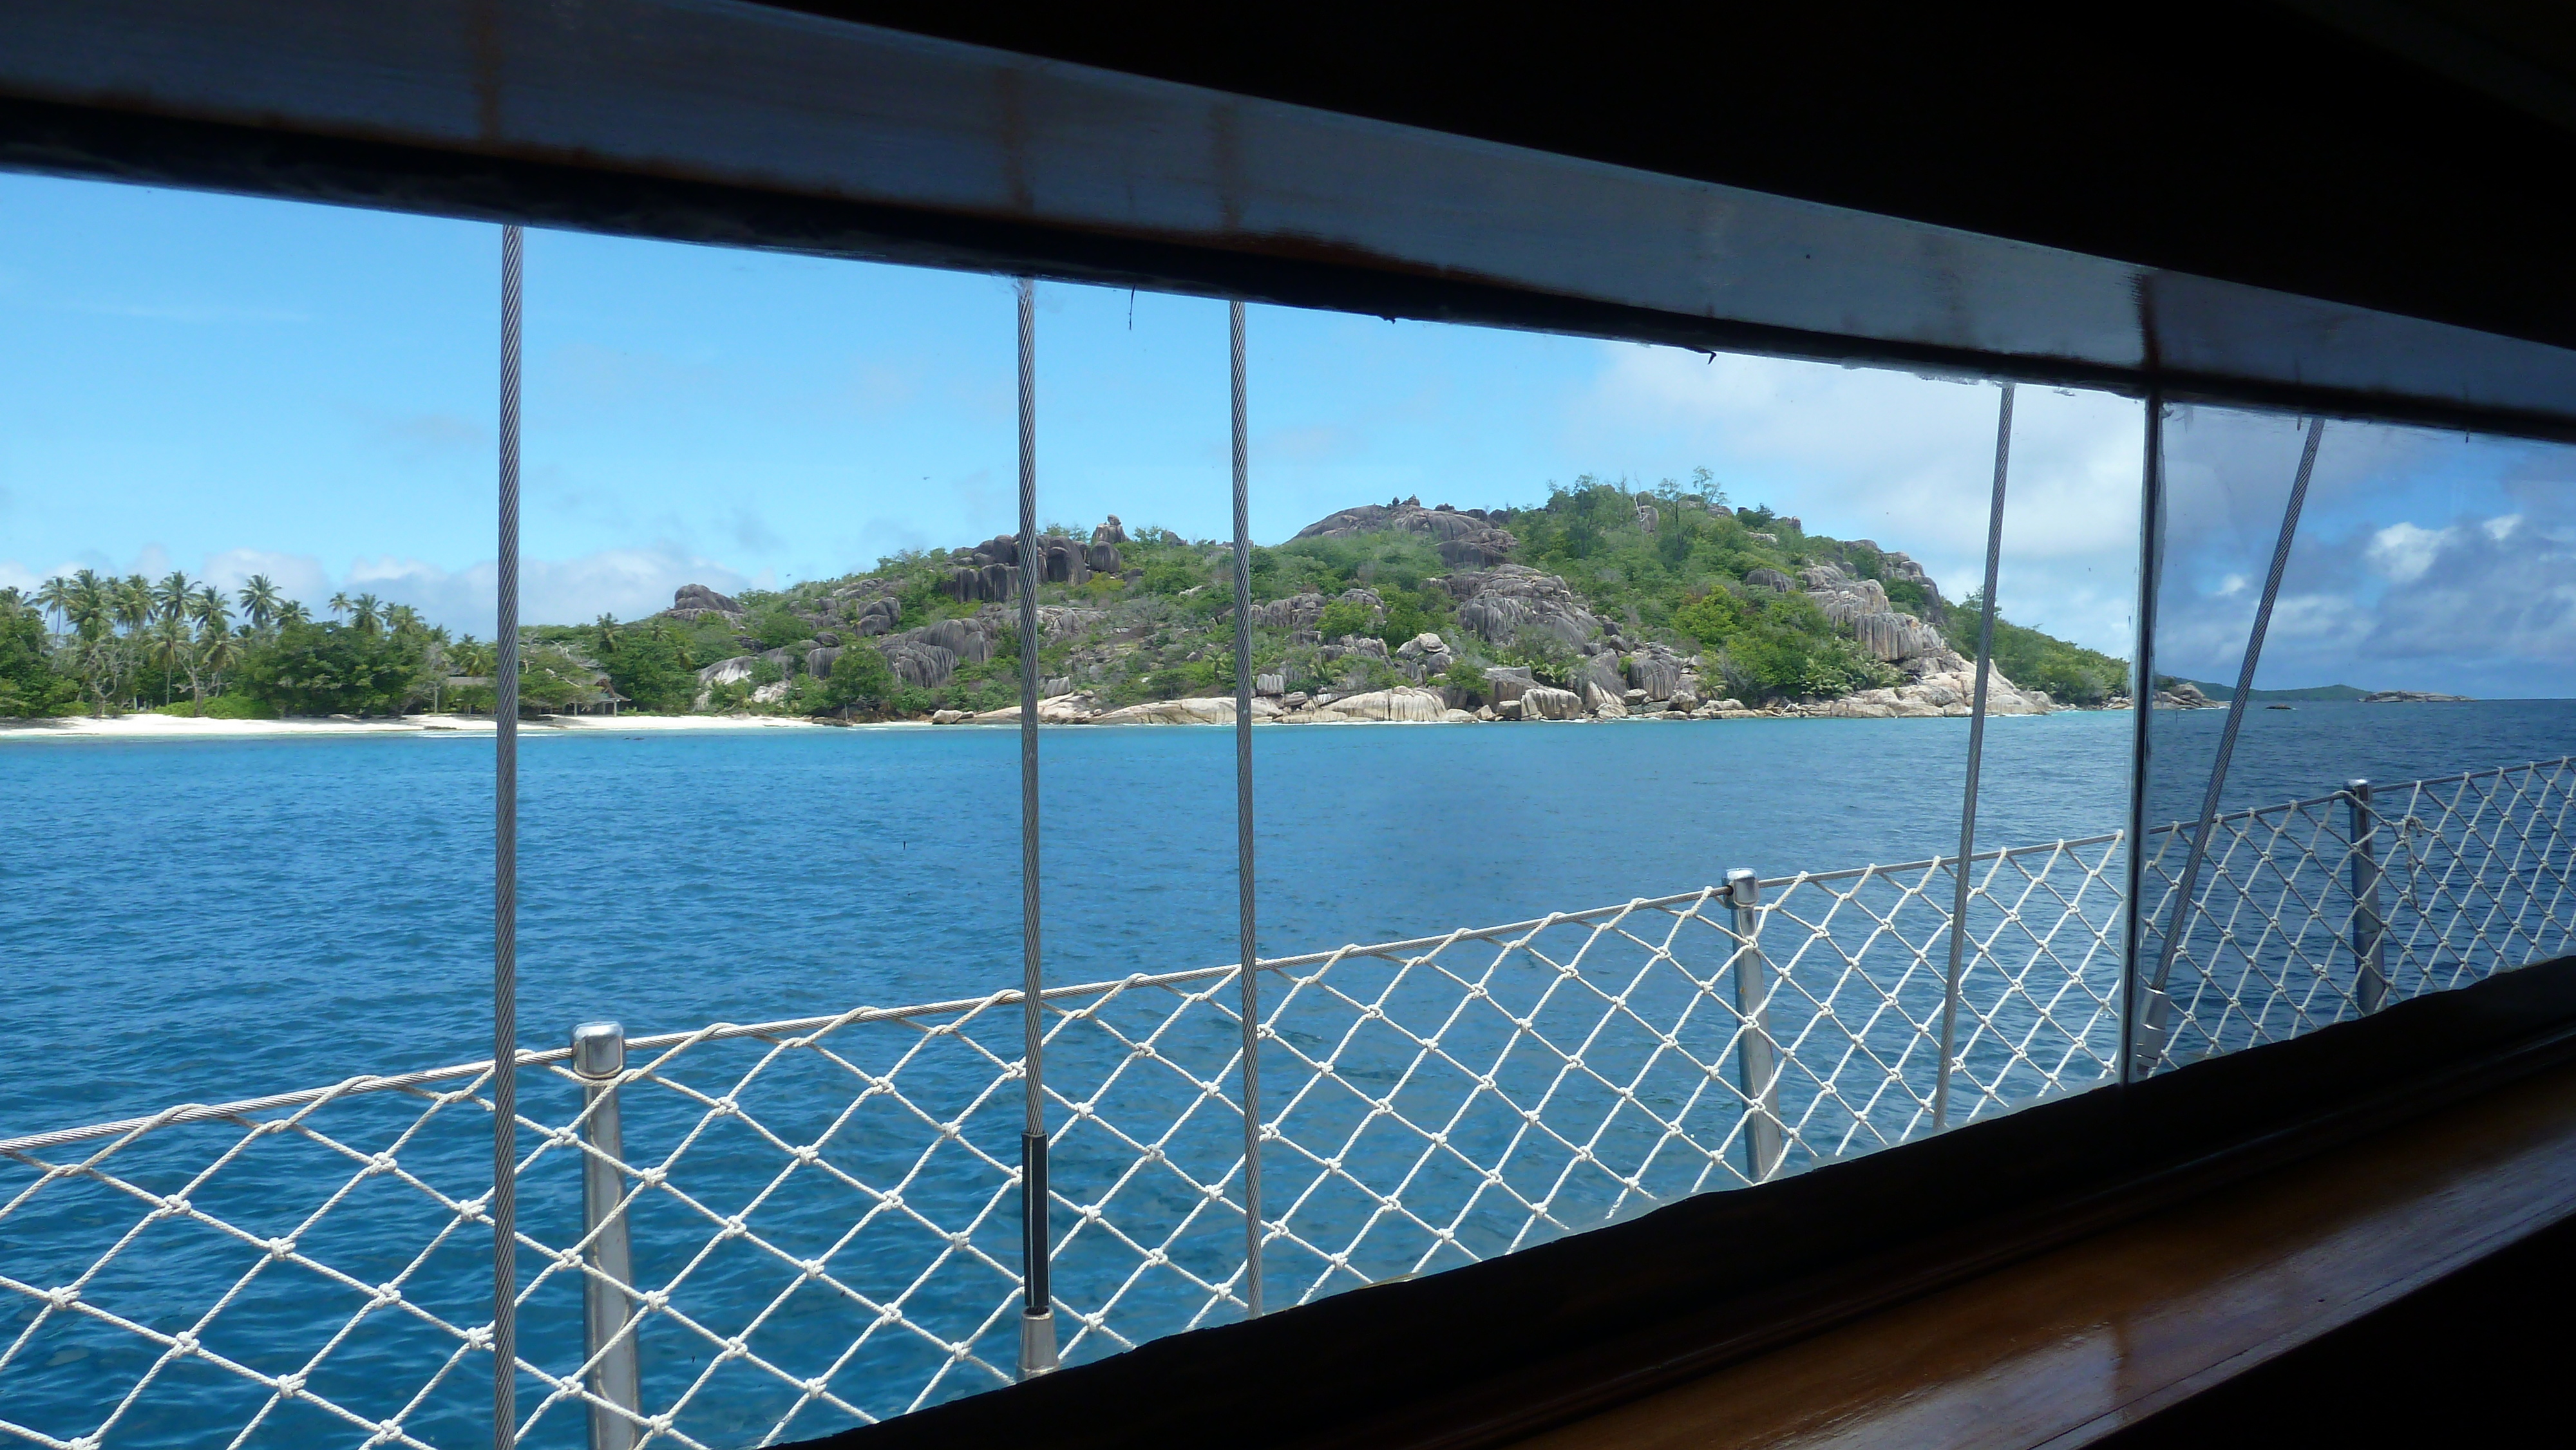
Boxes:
[3,480,2481,730]
[601,478,2136,726]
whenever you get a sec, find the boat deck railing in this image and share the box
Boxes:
[6,756,2570,1449]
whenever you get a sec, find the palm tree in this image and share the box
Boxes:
[35,575,75,632]
[57,570,110,643]
[591,614,623,658]
[153,570,194,625]
[327,590,352,622]
[350,593,383,635]
[189,584,231,637]
[144,616,189,705]
[112,576,151,637]
[194,625,240,711]
[449,634,494,683]
[384,603,422,638]
[110,578,152,705]
[276,600,312,627]
[238,575,283,633]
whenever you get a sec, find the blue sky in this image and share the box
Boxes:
[2,172,2568,695]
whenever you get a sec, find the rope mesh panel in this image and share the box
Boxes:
[6,756,2569,1447]
[2140,756,2576,1064]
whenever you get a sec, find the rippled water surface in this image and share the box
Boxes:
[3,702,2568,1447]
[7,702,2570,1128]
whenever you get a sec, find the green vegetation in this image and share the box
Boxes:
[0,589,79,717]
[1486,476,1896,701]
[822,641,896,713]
[6,469,2136,724]
[1945,595,2131,706]
[229,619,433,716]
[10,568,608,720]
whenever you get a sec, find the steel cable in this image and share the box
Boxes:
[2150,420,2324,1012]
[1229,300,1263,1316]
[1935,383,2013,1131]
[492,221,523,1450]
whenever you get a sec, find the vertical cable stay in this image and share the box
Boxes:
[1014,276,1057,1379]
[492,221,523,1450]
[1229,299,1263,1317]
[2142,417,2325,1066]
[1934,382,2012,1132]
[2121,391,2166,1086]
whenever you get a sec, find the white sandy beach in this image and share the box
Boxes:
[0,712,835,741]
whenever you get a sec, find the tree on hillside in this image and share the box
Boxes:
[822,640,896,714]
[1946,592,2127,705]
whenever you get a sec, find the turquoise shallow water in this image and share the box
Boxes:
[2,702,2568,1445]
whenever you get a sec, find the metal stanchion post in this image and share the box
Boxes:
[2348,779,2389,1013]
[571,1023,639,1450]
[1726,869,1784,1182]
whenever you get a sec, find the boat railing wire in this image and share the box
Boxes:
[5,755,2569,1449]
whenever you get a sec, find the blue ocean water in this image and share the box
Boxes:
[5,702,2570,1133]
[2,702,2568,1447]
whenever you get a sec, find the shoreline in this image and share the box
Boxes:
[1,702,2128,742]
[0,712,836,741]
[12,694,2502,744]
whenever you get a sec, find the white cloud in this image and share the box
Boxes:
[2365,522,2448,583]
[200,548,336,602]
[345,547,755,637]
[1589,348,2141,559]
[2263,592,2371,651]
[2360,522,2576,670]
[1578,347,2145,654]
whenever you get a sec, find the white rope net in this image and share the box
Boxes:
[5,758,2567,1448]
[2141,757,2576,1064]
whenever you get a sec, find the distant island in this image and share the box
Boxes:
[616,484,2141,726]
[2157,678,2476,706]
[7,475,2453,728]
